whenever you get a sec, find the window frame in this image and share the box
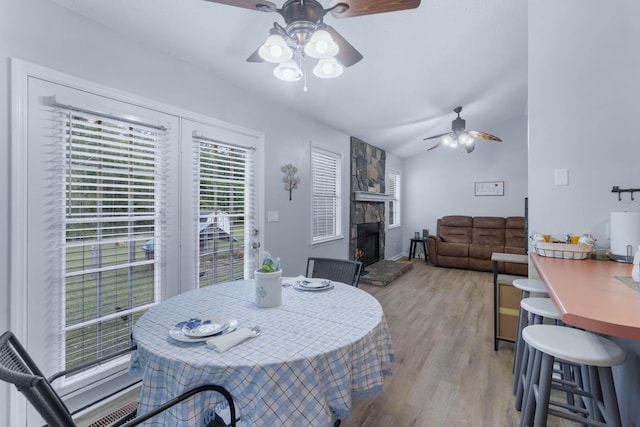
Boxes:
[387,170,401,229]
[310,144,343,245]
[9,58,264,424]
[193,133,258,286]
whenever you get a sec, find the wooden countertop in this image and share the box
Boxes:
[531,254,640,340]
[491,253,529,263]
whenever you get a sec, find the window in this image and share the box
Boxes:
[12,60,262,423]
[15,70,181,424]
[194,134,256,286]
[388,171,401,227]
[58,102,164,371]
[311,146,342,243]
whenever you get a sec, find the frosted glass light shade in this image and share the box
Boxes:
[259,34,293,63]
[304,29,339,59]
[273,60,303,81]
[312,57,343,79]
[459,133,473,147]
[442,135,457,147]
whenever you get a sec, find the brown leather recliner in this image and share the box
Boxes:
[427,215,527,275]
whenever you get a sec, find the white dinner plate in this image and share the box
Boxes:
[293,281,334,292]
[169,317,238,342]
[182,318,227,338]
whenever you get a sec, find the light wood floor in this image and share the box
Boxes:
[342,260,574,427]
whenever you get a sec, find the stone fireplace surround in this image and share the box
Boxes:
[349,137,386,263]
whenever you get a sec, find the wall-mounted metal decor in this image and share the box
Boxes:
[281,164,300,201]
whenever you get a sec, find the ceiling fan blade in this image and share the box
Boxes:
[423,131,450,141]
[330,0,421,18]
[324,26,363,67]
[246,46,264,63]
[427,141,443,151]
[466,130,502,142]
[202,0,277,12]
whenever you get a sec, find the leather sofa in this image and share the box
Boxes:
[426,215,527,275]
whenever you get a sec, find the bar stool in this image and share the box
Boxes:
[512,279,549,377]
[513,297,562,410]
[520,324,625,427]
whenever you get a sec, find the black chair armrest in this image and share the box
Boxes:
[115,384,236,427]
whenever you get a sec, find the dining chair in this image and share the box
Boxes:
[306,257,363,287]
[0,331,236,427]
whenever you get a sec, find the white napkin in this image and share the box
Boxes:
[206,328,254,353]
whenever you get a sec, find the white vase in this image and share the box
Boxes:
[254,269,283,308]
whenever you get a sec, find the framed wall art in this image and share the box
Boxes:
[475,181,504,196]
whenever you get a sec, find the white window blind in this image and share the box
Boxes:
[54,102,166,374]
[388,172,401,227]
[194,134,256,285]
[312,146,342,242]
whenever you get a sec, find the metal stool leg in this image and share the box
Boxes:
[520,346,541,427]
[515,338,530,411]
[512,290,531,378]
[598,366,622,427]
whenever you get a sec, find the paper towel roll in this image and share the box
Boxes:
[610,212,640,256]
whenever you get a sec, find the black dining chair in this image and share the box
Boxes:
[306,257,363,287]
[0,330,236,427]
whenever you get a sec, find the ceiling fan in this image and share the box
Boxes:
[202,0,421,80]
[423,106,502,153]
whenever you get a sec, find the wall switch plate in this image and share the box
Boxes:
[267,211,279,222]
[554,169,569,186]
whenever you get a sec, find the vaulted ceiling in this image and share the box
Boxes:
[50,0,527,158]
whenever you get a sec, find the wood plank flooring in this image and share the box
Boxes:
[342,260,574,427]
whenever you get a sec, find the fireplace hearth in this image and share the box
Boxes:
[357,222,381,267]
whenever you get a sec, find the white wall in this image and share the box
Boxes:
[529,1,640,249]
[529,2,640,425]
[402,115,528,249]
[0,0,355,422]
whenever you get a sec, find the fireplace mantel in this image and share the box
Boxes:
[353,191,390,203]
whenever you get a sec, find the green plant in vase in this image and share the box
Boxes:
[259,251,281,273]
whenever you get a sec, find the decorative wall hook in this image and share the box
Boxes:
[611,186,640,201]
[281,164,300,201]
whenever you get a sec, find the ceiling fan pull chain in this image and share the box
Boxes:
[301,56,308,92]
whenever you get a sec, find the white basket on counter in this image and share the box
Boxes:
[533,242,593,260]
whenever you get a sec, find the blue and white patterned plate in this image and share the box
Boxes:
[294,280,334,291]
[169,315,237,342]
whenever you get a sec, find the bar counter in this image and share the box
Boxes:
[531,254,640,340]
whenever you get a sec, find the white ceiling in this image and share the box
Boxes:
[49,0,527,158]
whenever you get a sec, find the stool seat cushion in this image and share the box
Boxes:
[520,297,560,320]
[513,278,547,294]
[522,324,626,367]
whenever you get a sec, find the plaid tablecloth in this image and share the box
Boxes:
[131,279,394,427]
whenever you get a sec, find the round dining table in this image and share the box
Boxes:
[130,278,394,427]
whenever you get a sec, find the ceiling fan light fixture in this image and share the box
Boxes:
[424,106,502,153]
[442,135,457,148]
[313,57,343,79]
[304,29,339,59]
[459,133,473,146]
[273,60,303,81]
[259,34,293,63]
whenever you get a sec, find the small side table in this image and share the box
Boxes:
[491,252,529,351]
[409,238,428,262]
